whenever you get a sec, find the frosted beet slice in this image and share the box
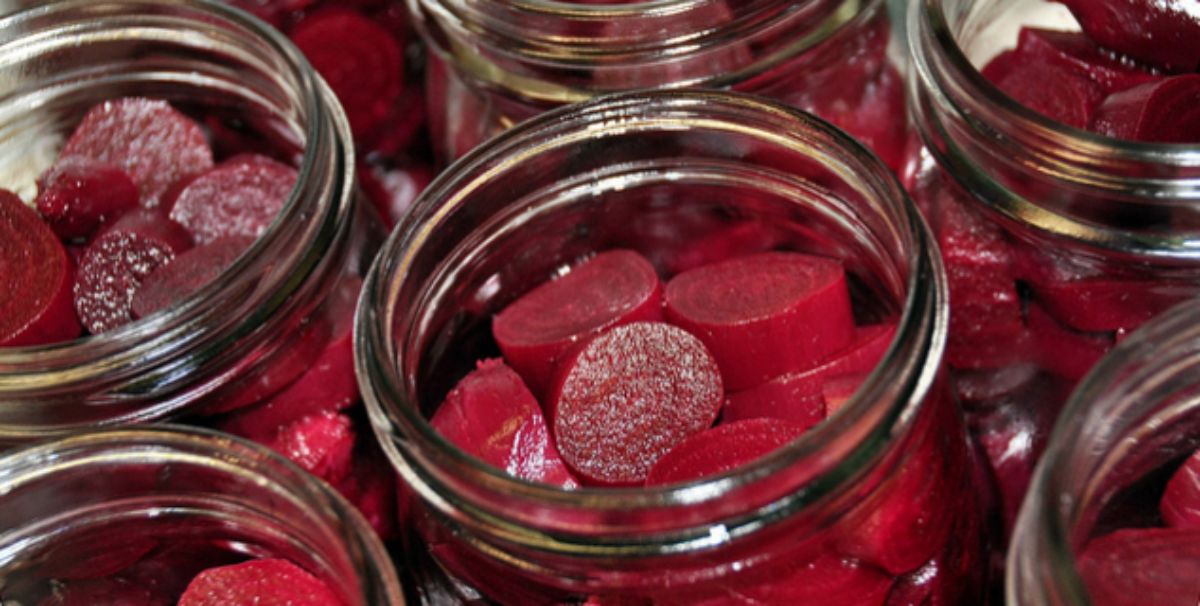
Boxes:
[36,157,138,240]
[59,98,213,208]
[1162,449,1200,529]
[177,558,341,606]
[645,418,808,486]
[167,155,297,246]
[131,235,253,319]
[432,359,578,487]
[664,251,854,391]
[267,411,356,486]
[1091,75,1200,143]
[550,322,723,486]
[493,249,663,397]
[1057,0,1200,72]
[0,189,81,347]
[1078,528,1200,606]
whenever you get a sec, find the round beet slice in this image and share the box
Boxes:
[1162,449,1200,529]
[550,321,723,486]
[59,98,213,208]
[35,157,139,241]
[664,251,854,391]
[645,418,808,486]
[177,558,341,606]
[167,155,297,246]
[493,249,663,397]
[131,235,253,319]
[1058,0,1200,73]
[1091,75,1200,143]
[0,189,81,347]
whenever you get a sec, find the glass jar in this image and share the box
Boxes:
[357,90,985,604]
[1008,298,1200,605]
[0,425,405,604]
[0,0,380,445]
[905,0,1200,538]
[409,0,905,170]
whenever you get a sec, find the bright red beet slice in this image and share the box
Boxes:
[177,558,341,606]
[982,47,1102,129]
[664,251,855,391]
[37,577,167,606]
[0,190,81,347]
[432,359,578,487]
[1162,449,1200,529]
[493,249,663,397]
[267,411,356,486]
[1058,0,1200,72]
[1031,275,1184,333]
[59,98,213,208]
[1091,75,1200,143]
[131,235,252,319]
[72,209,192,334]
[1027,303,1113,381]
[645,418,808,485]
[550,322,723,486]
[1078,528,1200,606]
[290,8,404,138]
[36,157,139,240]
[167,155,297,246]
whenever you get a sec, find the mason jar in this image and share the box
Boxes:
[0,425,405,604]
[905,0,1200,537]
[0,0,381,445]
[356,90,985,605]
[409,0,905,170]
[1008,298,1200,606]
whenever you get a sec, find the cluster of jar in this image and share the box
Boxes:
[0,0,1196,605]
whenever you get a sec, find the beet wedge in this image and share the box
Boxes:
[1092,75,1200,143]
[645,418,808,486]
[1057,0,1200,72]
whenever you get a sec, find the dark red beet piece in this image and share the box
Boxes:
[290,8,404,138]
[177,558,341,606]
[119,543,242,601]
[35,157,139,240]
[432,359,578,487]
[59,98,213,208]
[1058,0,1200,72]
[1091,75,1200,143]
[0,190,81,346]
[1031,275,1185,333]
[645,418,808,486]
[493,249,663,397]
[1078,528,1200,606]
[981,46,1101,130]
[357,161,432,231]
[72,209,192,334]
[332,453,399,540]
[1027,303,1113,381]
[267,411,356,486]
[37,537,157,581]
[1009,28,1160,96]
[550,322,723,486]
[131,235,253,319]
[1162,449,1200,529]
[661,221,784,276]
[167,155,297,246]
[37,577,167,606]
[664,251,855,391]
[747,553,892,606]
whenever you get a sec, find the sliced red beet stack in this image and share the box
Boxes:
[177,558,341,606]
[645,418,809,486]
[0,189,81,347]
[1161,449,1200,529]
[664,251,855,391]
[432,358,578,487]
[1057,0,1200,73]
[35,157,139,241]
[131,235,253,319]
[492,249,663,397]
[1091,75,1200,143]
[1077,527,1200,606]
[58,98,213,208]
[549,321,723,486]
[167,155,297,246]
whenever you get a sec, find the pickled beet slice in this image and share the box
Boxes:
[493,249,663,397]
[432,359,578,487]
[167,155,297,246]
[550,322,723,486]
[1009,28,1160,96]
[357,161,432,231]
[750,554,892,606]
[1027,303,1113,381]
[664,251,855,391]
[645,418,808,486]
[37,577,167,606]
[1161,449,1200,529]
[0,189,81,347]
[290,8,404,138]
[72,209,192,334]
[131,235,253,319]
[59,98,213,208]
[1078,528,1200,606]
[662,221,785,275]
[332,453,398,540]
[35,157,138,240]
[1091,75,1200,143]
[177,558,341,606]
[1057,0,1200,72]
[982,46,1101,130]
[1031,275,1184,332]
[267,411,356,486]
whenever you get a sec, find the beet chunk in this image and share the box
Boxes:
[982,47,1101,129]
[131,235,253,319]
[1091,75,1200,143]
[1057,0,1200,72]
[59,98,213,208]
[1162,449,1200,529]
[267,411,356,486]
[0,189,81,346]
[493,250,663,397]
[664,251,854,391]
[35,157,138,240]
[645,418,808,486]
[1027,302,1113,381]
[1008,28,1160,96]
[167,155,297,246]
[432,359,578,487]
[177,558,341,606]
[550,322,723,486]
[1078,528,1200,606]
